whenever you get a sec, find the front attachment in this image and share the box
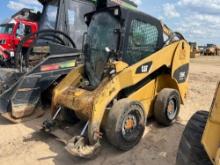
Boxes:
[65,136,101,159]
[65,121,101,159]
[42,108,102,159]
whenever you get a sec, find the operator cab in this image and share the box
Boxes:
[16,0,95,69]
[38,0,95,49]
[83,4,164,88]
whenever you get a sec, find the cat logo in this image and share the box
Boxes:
[136,62,152,74]
[141,65,149,73]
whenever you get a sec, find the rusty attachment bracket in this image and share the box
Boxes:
[65,136,101,159]
[65,121,101,159]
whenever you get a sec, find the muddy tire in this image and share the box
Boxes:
[176,111,212,165]
[154,88,180,126]
[105,99,145,151]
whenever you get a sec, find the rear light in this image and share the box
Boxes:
[40,60,76,72]
[41,64,60,72]
[60,60,76,69]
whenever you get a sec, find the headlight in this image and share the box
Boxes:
[0,40,6,45]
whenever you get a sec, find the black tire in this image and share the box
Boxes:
[176,111,212,165]
[154,88,180,126]
[105,99,146,151]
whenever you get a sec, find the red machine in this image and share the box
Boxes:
[0,9,39,66]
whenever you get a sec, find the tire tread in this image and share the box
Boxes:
[105,99,145,151]
[176,111,212,165]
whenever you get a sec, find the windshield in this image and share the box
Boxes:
[40,0,58,30]
[0,24,14,34]
[39,0,94,48]
[84,12,121,87]
[67,0,94,48]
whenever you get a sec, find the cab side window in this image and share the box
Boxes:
[16,24,32,37]
[67,0,94,48]
[125,19,159,65]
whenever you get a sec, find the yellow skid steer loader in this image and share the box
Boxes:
[42,0,190,158]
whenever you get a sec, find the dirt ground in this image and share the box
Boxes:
[0,56,220,165]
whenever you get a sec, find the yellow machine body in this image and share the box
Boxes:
[52,39,190,144]
[202,82,220,165]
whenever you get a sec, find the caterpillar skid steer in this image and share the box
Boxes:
[0,0,96,122]
[176,82,220,165]
[42,0,190,158]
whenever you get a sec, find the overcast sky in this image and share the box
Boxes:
[0,0,219,45]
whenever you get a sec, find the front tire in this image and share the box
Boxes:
[105,99,146,151]
[176,111,212,165]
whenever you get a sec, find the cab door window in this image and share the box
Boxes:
[16,23,32,37]
[124,19,159,65]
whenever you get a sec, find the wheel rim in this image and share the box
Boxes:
[166,97,178,120]
[121,110,142,142]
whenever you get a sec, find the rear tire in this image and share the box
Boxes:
[176,111,212,165]
[105,99,146,151]
[154,88,180,126]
